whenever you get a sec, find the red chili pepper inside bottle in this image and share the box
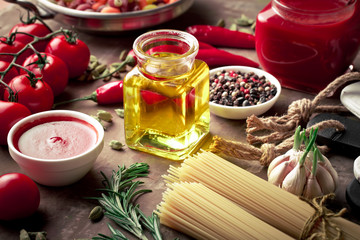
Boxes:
[123,30,210,161]
[255,0,360,93]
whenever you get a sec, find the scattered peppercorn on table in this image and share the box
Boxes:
[1,0,360,239]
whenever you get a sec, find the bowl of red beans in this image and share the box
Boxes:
[29,0,194,33]
[209,66,281,120]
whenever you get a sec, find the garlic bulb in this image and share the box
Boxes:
[267,127,338,199]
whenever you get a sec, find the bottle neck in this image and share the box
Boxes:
[133,30,199,79]
[272,0,356,24]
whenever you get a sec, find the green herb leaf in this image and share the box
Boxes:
[234,14,255,27]
[293,125,302,150]
[92,163,162,240]
[216,18,225,27]
[110,140,125,150]
[229,23,238,31]
[115,109,124,118]
[97,110,113,122]
[299,128,319,166]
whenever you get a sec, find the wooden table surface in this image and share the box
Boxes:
[1,0,360,239]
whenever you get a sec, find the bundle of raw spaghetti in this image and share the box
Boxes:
[156,182,292,240]
[163,151,360,239]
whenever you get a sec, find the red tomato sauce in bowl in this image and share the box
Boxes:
[12,116,98,160]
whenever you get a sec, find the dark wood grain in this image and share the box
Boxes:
[0,0,359,239]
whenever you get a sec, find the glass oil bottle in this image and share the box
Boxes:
[123,29,210,161]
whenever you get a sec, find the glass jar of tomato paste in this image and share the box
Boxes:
[123,30,210,161]
[255,0,360,93]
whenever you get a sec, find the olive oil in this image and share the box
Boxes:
[123,32,210,161]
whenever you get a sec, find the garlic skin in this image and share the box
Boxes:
[319,155,339,189]
[281,163,307,196]
[267,127,338,199]
[303,174,322,199]
[315,164,336,195]
[268,161,291,187]
[267,148,338,199]
[267,149,301,176]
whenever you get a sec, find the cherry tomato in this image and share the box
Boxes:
[45,35,90,79]
[0,37,31,66]
[0,101,31,145]
[0,60,18,100]
[3,74,54,113]
[21,53,69,96]
[138,0,148,9]
[0,173,40,220]
[9,22,51,52]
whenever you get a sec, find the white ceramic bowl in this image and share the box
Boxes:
[209,66,281,120]
[7,110,104,187]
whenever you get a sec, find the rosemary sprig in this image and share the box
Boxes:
[90,163,162,240]
[92,224,128,240]
[138,211,162,240]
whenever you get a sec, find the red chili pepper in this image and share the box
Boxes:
[96,80,124,104]
[140,90,167,105]
[198,41,216,49]
[187,25,255,49]
[52,80,123,108]
[196,48,259,68]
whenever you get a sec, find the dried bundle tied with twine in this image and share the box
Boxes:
[210,71,360,166]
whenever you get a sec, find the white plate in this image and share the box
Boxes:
[340,81,360,119]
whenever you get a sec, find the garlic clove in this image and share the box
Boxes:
[268,153,290,176]
[303,174,322,199]
[282,163,307,196]
[268,161,291,187]
[316,164,336,194]
[319,155,339,190]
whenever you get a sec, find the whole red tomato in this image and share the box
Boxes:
[0,60,18,99]
[45,34,90,79]
[0,101,31,145]
[0,37,31,66]
[0,173,40,220]
[21,53,69,96]
[3,74,54,113]
[9,22,51,52]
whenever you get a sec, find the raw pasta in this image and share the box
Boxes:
[163,151,360,239]
[156,182,293,240]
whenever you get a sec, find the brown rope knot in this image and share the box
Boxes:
[287,98,314,125]
[209,71,360,165]
[300,193,347,240]
[260,143,276,166]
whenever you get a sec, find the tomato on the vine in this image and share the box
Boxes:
[0,101,31,145]
[45,33,90,79]
[0,37,31,66]
[21,53,69,96]
[0,60,18,100]
[9,22,51,52]
[3,74,54,113]
[0,173,40,220]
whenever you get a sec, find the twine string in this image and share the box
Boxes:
[300,193,347,240]
[209,71,360,166]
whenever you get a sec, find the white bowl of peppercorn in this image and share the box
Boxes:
[209,66,281,120]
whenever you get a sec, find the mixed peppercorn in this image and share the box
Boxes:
[209,69,277,107]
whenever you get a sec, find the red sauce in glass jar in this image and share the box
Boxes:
[255,0,360,93]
